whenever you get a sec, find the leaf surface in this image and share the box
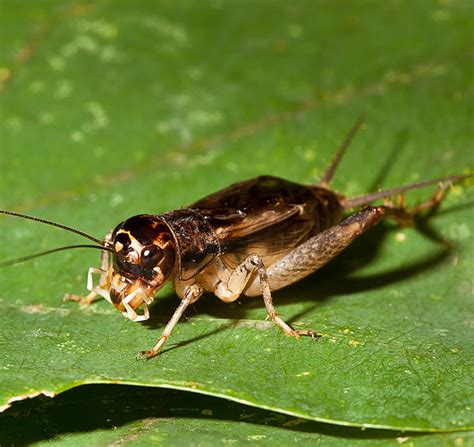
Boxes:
[0,0,473,441]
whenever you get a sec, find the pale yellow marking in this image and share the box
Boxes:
[144,17,188,44]
[77,19,118,39]
[70,130,84,142]
[395,232,406,242]
[246,435,267,440]
[288,24,303,38]
[432,9,452,21]
[86,101,109,128]
[29,80,45,93]
[6,116,23,131]
[188,110,224,126]
[39,113,54,124]
[54,80,73,98]
[303,149,315,161]
[110,193,124,207]
[20,304,70,316]
[100,45,121,62]
[48,55,66,70]
[0,67,11,81]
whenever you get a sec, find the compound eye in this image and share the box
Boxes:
[141,245,163,270]
[114,232,131,253]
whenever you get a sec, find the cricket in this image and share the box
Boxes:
[1,118,471,359]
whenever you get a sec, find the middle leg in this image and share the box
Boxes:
[213,254,316,338]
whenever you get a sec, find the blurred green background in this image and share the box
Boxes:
[0,0,473,445]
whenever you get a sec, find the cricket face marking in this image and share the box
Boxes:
[107,215,176,321]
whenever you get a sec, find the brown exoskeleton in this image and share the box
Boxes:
[1,118,471,359]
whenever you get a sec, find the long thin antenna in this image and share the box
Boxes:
[319,115,365,187]
[0,244,117,267]
[341,173,472,209]
[0,210,106,246]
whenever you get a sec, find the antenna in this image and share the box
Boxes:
[319,115,365,187]
[341,173,472,209]
[0,244,116,267]
[0,210,106,246]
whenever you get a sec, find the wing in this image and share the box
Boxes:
[190,176,323,265]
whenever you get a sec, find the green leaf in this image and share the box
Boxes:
[0,0,472,442]
[1,385,473,446]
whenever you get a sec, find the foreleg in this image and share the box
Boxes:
[64,231,113,305]
[137,283,204,360]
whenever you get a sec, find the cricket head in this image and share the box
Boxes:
[107,215,176,321]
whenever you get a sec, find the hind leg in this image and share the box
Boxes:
[221,206,387,339]
[245,206,387,296]
[256,188,446,294]
[383,185,447,226]
[244,194,446,337]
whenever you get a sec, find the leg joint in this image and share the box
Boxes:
[248,254,263,268]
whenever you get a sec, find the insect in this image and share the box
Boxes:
[1,118,471,359]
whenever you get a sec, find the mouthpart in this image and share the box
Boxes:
[109,284,156,322]
[120,287,151,322]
